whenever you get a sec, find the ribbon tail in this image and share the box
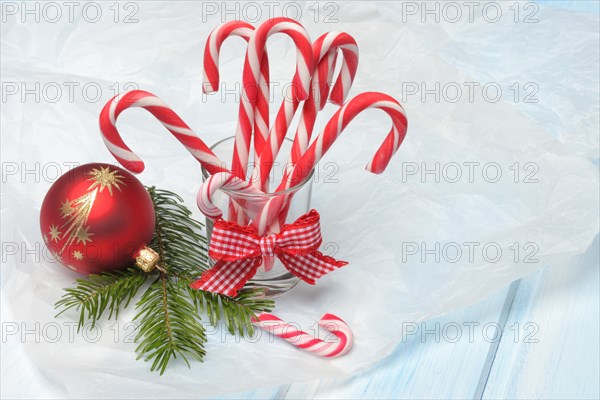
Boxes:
[279,251,348,285]
[190,258,260,297]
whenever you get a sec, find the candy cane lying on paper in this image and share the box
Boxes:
[253,92,408,235]
[254,31,359,193]
[99,90,227,175]
[252,313,354,358]
[234,17,314,185]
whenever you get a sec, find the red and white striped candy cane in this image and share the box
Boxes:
[314,31,359,108]
[234,18,314,186]
[254,31,359,193]
[202,20,270,224]
[196,172,292,277]
[253,313,354,358]
[317,50,339,109]
[196,171,267,221]
[202,20,270,158]
[260,34,358,234]
[283,91,408,188]
[196,171,291,233]
[279,49,337,179]
[253,92,408,234]
[288,32,359,171]
[99,90,226,175]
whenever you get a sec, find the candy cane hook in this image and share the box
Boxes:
[232,17,314,184]
[202,20,270,152]
[202,21,271,224]
[196,171,266,221]
[254,31,360,191]
[256,92,408,235]
[99,90,226,175]
[284,91,408,189]
[252,313,354,358]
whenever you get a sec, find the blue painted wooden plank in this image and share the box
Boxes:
[474,280,522,399]
[281,287,511,399]
[482,236,600,399]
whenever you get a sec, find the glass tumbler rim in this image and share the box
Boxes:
[201,136,314,199]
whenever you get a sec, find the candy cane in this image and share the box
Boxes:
[318,50,339,109]
[196,170,293,272]
[202,20,270,225]
[252,313,353,358]
[262,50,339,235]
[233,17,314,186]
[196,170,297,240]
[99,90,227,175]
[287,31,359,176]
[314,31,360,108]
[254,32,359,191]
[260,34,357,234]
[202,20,270,161]
[254,92,408,234]
[285,91,407,187]
[196,171,267,221]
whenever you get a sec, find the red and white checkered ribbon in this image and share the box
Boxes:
[190,210,347,297]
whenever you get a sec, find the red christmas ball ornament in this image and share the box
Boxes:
[40,163,157,275]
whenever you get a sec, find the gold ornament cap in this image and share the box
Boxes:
[136,247,160,272]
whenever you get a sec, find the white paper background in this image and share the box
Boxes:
[1,1,598,398]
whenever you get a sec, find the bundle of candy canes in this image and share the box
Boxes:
[99,18,408,358]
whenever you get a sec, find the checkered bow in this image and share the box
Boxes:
[190,210,347,297]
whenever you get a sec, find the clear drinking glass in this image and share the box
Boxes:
[201,136,314,297]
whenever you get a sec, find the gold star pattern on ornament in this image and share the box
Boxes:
[72,250,84,261]
[49,225,62,242]
[59,190,96,252]
[87,166,125,196]
[60,199,74,217]
[75,226,94,244]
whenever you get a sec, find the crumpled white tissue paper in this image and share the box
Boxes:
[1,1,598,398]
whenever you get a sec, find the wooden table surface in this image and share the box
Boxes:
[216,235,599,399]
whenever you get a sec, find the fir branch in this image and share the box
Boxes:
[132,187,209,374]
[147,187,274,337]
[187,283,274,336]
[54,268,147,330]
[147,187,208,278]
[133,273,206,375]
[55,186,275,374]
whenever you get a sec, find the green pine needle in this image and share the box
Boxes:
[186,286,274,336]
[54,268,147,330]
[54,187,274,374]
[133,273,207,375]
